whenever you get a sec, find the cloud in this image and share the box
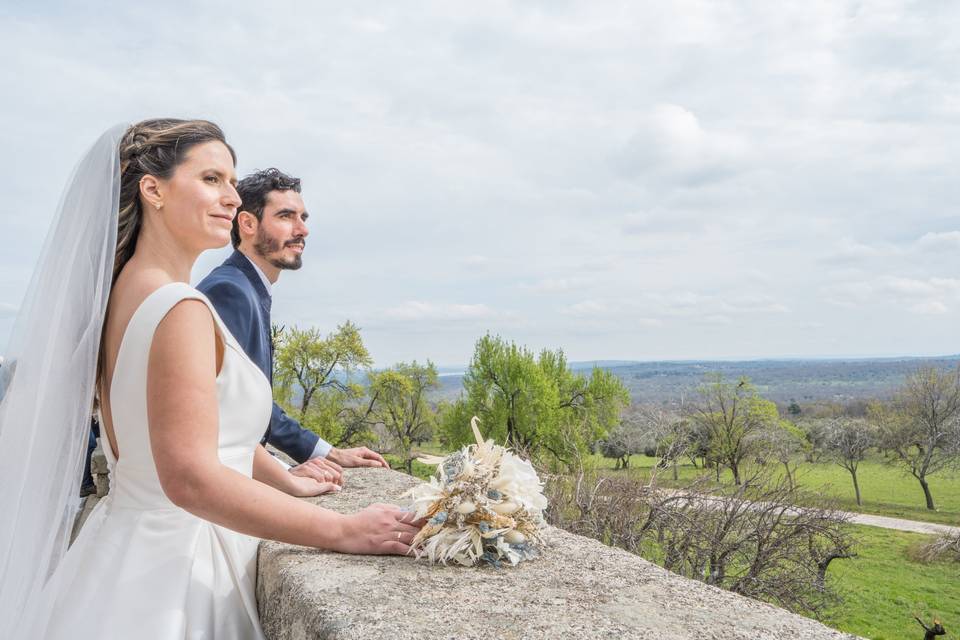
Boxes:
[699,315,734,326]
[560,292,787,323]
[2,2,959,363]
[915,231,960,252]
[909,301,949,315]
[384,301,498,322]
[459,255,490,268]
[613,104,749,186]
[621,210,707,236]
[824,231,960,265]
[562,300,614,317]
[519,277,591,294]
[823,238,903,264]
[824,276,960,313]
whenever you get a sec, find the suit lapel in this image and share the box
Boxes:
[225,250,274,382]
[226,250,272,316]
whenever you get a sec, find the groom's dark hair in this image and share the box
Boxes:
[232,168,302,248]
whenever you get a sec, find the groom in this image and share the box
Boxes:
[197,168,388,484]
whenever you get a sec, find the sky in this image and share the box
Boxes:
[1,1,958,366]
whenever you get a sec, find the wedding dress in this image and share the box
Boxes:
[34,282,271,639]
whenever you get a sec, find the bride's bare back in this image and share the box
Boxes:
[99,268,224,461]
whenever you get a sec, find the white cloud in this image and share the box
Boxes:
[459,255,490,268]
[699,315,734,326]
[909,301,949,315]
[916,231,960,252]
[384,301,497,322]
[614,104,749,186]
[2,2,959,364]
[519,277,591,294]
[562,300,612,317]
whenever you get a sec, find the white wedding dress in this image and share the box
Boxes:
[35,283,271,639]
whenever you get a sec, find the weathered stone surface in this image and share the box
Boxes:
[90,439,110,498]
[258,467,861,640]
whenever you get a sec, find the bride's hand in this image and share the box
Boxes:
[286,474,341,498]
[336,504,425,555]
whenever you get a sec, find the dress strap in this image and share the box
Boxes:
[130,282,224,347]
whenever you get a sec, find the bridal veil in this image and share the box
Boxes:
[0,124,125,634]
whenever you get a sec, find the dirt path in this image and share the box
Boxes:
[844,512,960,536]
[660,488,959,537]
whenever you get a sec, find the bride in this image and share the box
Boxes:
[0,119,423,638]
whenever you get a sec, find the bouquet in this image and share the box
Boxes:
[405,417,547,567]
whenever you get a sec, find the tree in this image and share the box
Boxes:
[598,417,646,470]
[787,400,802,417]
[631,405,689,481]
[273,322,375,445]
[823,417,876,507]
[690,375,779,485]
[798,418,831,463]
[443,334,629,467]
[546,469,855,618]
[758,420,809,489]
[368,361,439,474]
[875,367,960,510]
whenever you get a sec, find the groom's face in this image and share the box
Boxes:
[252,189,309,271]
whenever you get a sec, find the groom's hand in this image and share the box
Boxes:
[290,457,343,485]
[327,446,389,469]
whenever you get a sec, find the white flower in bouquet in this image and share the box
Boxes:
[405,417,547,567]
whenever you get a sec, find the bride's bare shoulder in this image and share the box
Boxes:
[108,265,187,322]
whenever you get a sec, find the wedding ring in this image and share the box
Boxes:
[396,531,402,540]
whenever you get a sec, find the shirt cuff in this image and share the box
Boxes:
[310,439,333,460]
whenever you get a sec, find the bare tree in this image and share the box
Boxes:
[597,407,648,469]
[546,468,855,618]
[756,421,807,489]
[876,367,960,510]
[797,418,830,463]
[643,407,690,481]
[913,530,960,564]
[824,417,876,507]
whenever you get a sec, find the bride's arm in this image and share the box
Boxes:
[251,444,340,497]
[147,300,420,554]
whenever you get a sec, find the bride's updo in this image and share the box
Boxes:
[114,119,236,284]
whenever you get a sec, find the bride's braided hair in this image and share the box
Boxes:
[114,118,236,285]
[97,119,236,397]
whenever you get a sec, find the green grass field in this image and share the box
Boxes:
[583,453,960,526]
[390,445,959,639]
[824,525,959,640]
[394,443,960,525]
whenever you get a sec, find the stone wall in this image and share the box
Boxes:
[257,467,861,640]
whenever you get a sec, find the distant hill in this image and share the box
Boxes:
[429,355,960,407]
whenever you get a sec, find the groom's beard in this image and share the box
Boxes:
[253,228,305,270]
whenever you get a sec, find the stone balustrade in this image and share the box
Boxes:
[257,467,861,640]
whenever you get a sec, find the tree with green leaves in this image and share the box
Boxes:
[691,374,779,485]
[368,361,439,474]
[875,367,960,510]
[443,334,629,467]
[272,321,375,445]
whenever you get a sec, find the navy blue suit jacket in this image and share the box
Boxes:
[197,250,323,463]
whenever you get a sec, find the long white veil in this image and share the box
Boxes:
[0,124,125,635]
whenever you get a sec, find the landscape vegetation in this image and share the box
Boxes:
[271,323,960,640]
